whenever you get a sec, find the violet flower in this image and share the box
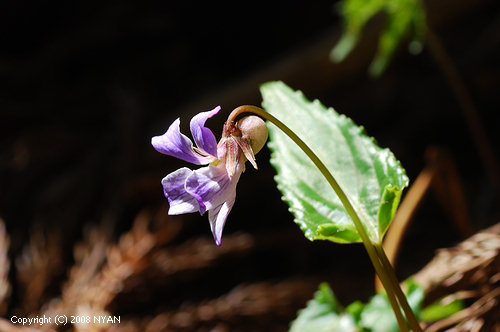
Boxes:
[152,106,268,246]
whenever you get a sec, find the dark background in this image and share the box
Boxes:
[1,0,499,330]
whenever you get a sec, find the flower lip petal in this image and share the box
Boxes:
[190,106,220,158]
[162,167,200,215]
[184,164,232,215]
[152,118,216,165]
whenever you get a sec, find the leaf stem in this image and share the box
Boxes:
[229,105,417,331]
[375,244,422,331]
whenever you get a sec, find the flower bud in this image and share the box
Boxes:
[237,115,268,154]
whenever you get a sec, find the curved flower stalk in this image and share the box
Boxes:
[152,106,268,246]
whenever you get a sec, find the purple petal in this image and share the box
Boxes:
[190,106,220,157]
[162,167,200,215]
[208,199,235,246]
[185,163,243,246]
[184,164,238,215]
[152,118,216,165]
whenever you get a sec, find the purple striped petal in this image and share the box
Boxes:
[162,167,200,215]
[190,106,220,157]
[152,118,216,165]
[184,163,242,245]
[184,164,239,215]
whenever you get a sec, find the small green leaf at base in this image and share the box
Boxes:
[420,298,464,322]
[291,280,425,332]
[361,279,424,332]
[290,283,356,332]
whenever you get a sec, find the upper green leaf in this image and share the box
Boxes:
[330,0,426,76]
[261,81,408,244]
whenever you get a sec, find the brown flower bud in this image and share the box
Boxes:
[237,115,268,154]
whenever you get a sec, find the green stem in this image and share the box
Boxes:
[361,245,409,332]
[375,244,422,332]
[229,105,417,331]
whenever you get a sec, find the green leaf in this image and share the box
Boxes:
[378,185,403,238]
[262,81,408,244]
[290,283,356,332]
[361,293,400,332]
[345,300,364,325]
[361,280,424,332]
[330,0,426,76]
[291,280,425,331]
[420,298,464,322]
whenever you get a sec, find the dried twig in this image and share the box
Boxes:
[413,223,500,331]
[15,225,62,314]
[42,211,181,331]
[142,279,319,332]
[149,233,255,280]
